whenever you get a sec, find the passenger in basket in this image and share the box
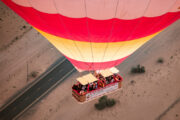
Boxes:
[102,79,106,86]
[92,82,96,90]
[95,82,98,89]
[80,90,85,95]
[98,82,103,88]
[96,74,100,79]
[107,76,112,84]
[77,83,82,93]
[82,85,86,91]
[111,77,115,83]
[114,74,121,82]
[72,84,77,90]
[105,78,109,85]
[89,83,93,91]
[98,79,103,88]
[93,82,98,90]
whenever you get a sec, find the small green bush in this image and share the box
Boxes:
[95,96,116,110]
[131,67,137,73]
[99,95,107,103]
[106,99,116,107]
[95,101,106,110]
[130,80,135,84]
[131,64,145,74]
[141,66,145,73]
[157,58,164,63]
[22,25,26,29]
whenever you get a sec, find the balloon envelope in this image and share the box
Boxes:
[2,0,180,71]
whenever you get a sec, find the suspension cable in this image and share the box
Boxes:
[98,0,120,71]
[110,0,152,68]
[52,0,93,71]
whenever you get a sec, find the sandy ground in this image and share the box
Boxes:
[18,20,180,120]
[0,1,62,107]
[161,100,180,120]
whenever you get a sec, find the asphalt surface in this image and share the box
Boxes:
[0,58,76,120]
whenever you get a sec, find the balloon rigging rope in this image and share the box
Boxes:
[127,0,179,67]
[142,0,178,37]
[52,0,93,71]
[27,0,98,72]
[98,0,120,71]
[111,0,178,69]
[109,0,152,69]
[26,0,79,67]
[84,0,95,72]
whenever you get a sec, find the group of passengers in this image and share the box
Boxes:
[72,81,98,95]
[72,74,122,95]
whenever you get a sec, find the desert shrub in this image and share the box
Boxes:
[22,25,26,29]
[95,101,107,110]
[15,36,18,40]
[99,95,107,103]
[95,96,116,110]
[131,67,137,73]
[141,66,145,73]
[131,64,145,74]
[130,80,135,84]
[157,58,164,63]
[137,64,141,72]
[106,99,116,107]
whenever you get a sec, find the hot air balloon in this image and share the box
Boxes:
[2,0,180,102]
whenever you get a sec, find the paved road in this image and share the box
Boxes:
[0,58,76,120]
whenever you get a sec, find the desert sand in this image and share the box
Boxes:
[1,1,180,120]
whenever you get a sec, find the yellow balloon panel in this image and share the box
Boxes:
[37,28,160,62]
